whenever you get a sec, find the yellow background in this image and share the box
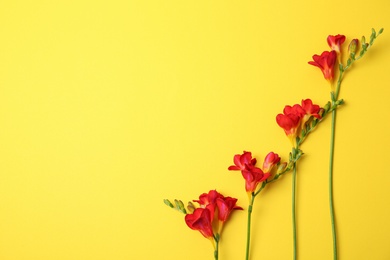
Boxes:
[0,1,389,259]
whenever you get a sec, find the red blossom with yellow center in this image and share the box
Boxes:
[308,50,337,81]
[276,112,301,139]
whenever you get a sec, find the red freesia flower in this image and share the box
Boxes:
[308,50,337,81]
[301,99,321,119]
[185,207,214,239]
[228,151,275,193]
[276,112,301,138]
[188,190,243,238]
[327,34,346,53]
[195,190,221,208]
[228,151,257,171]
[283,104,306,118]
[262,152,281,173]
[241,166,270,193]
[276,99,322,145]
[216,196,243,223]
[193,190,221,220]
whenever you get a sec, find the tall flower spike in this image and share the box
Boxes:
[308,50,337,82]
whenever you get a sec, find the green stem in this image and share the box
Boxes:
[329,95,338,260]
[245,194,255,260]
[214,234,220,260]
[292,161,297,260]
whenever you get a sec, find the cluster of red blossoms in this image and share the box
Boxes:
[185,190,243,242]
[308,34,359,82]
[228,151,281,193]
[276,99,322,145]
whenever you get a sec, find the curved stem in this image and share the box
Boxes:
[245,194,255,260]
[292,161,297,260]
[329,97,338,260]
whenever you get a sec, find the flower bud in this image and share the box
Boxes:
[276,162,288,175]
[164,199,174,208]
[348,39,359,58]
[174,199,187,214]
[187,201,196,214]
[323,101,331,113]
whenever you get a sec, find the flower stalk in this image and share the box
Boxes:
[214,234,220,260]
[245,193,255,260]
[292,161,297,260]
[330,28,383,260]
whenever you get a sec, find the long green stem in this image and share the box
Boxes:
[214,234,220,260]
[329,95,338,260]
[292,161,297,260]
[245,194,255,260]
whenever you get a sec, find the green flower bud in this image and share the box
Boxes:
[348,39,359,58]
[164,199,174,208]
[174,199,186,214]
[323,101,331,113]
[311,118,318,128]
[276,162,288,175]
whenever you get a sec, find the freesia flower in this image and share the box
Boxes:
[195,190,221,209]
[300,99,322,127]
[216,196,243,223]
[228,151,257,171]
[262,152,281,173]
[276,99,322,145]
[191,190,243,236]
[327,34,346,53]
[241,166,270,193]
[215,196,243,234]
[276,112,301,144]
[228,151,277,194]
[283,104,306,118]
[185,207,214,239]
[301,99,321,119]
[308,50,337,81]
